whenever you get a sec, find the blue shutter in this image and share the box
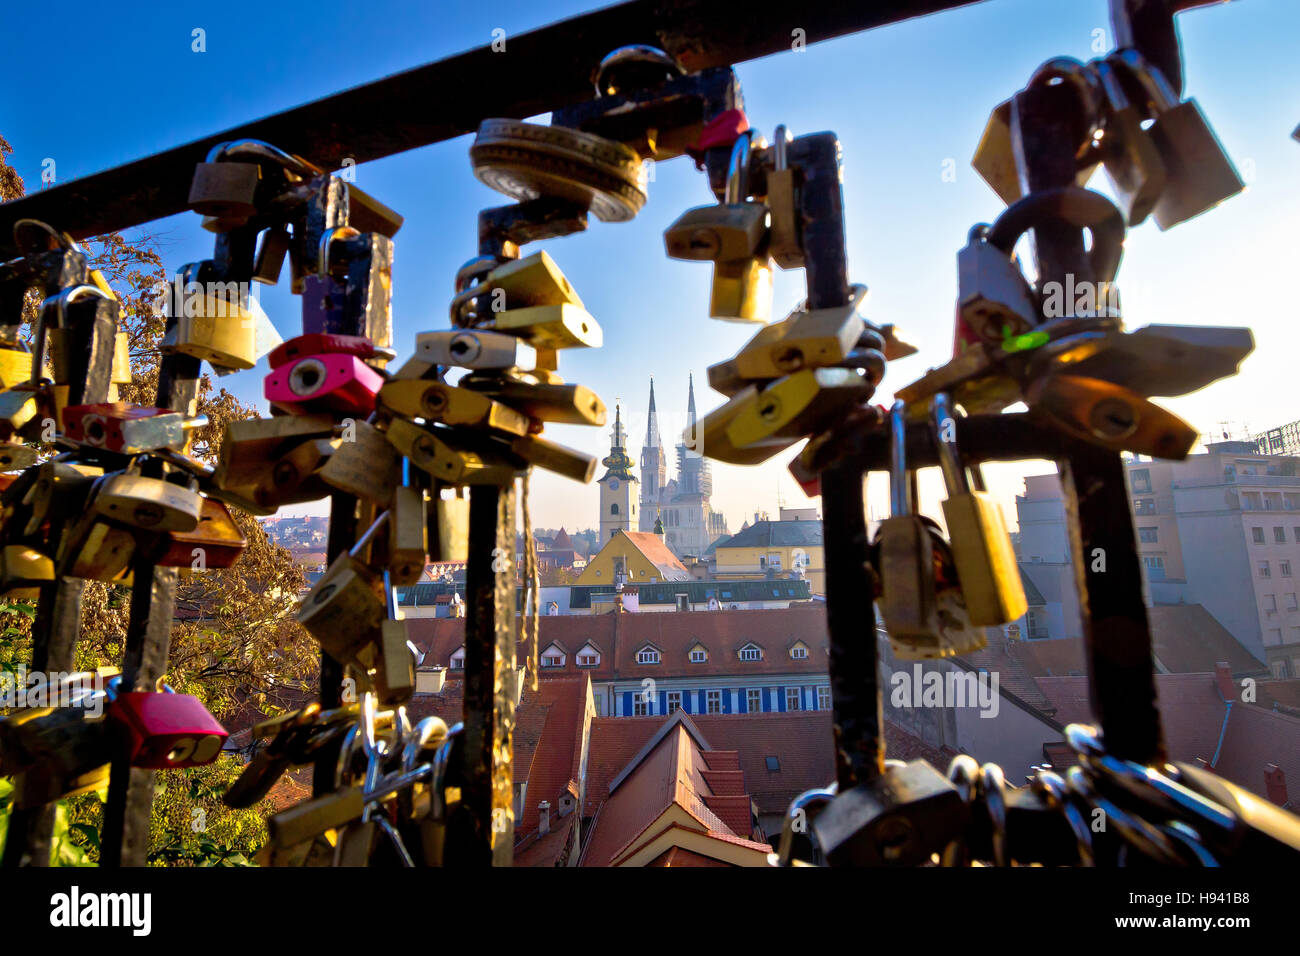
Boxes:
[658,690,666,715]
[622,691,632,716]
[681,691,690,714]
[777,685,786,712]
[737,689,747,713]
[761,688,770,712]
[697,689,706,713]
[723,689,732,714]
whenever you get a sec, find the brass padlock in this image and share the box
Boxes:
[664,201,769,262]
[387,485,428,585]
[462,377,605,427]
[163,286,259,370]
[1,544,54,600]
[387,418,518,487]
[765,125,804,269]
[429,489,470,563]
[378,380,531,436]
[149,496,248,571]
[0,386,41,442]
[267,787,366,853]
[478,250,585,310]
[510,434,597,483]
[724,368,875,454]
[297,522,388,665]
[710,130,772,323]
[216,414,337,487]
[58,510,136,583]
[188,160,262,220]
[877,401,941,653]
[1026,373,1197,460]
[486,304,603,350]
[932,393,1025,627]
[691,386,786,466]
[93,472,203,533]
[732,292,867,380]
[0,440,38,473]
[320,419,402,505]
[361,619,416,705]
[0,343,33,388]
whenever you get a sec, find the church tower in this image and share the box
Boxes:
[638,378,666,532]
[598,403,637,542]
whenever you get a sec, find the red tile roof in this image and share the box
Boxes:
[517,676,591,836]
[621,531,691,580]
[647,846,733,866]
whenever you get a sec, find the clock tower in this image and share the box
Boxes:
[598,403,637,541]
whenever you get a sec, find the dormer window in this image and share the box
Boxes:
[540,643,566,668]
[739,643,762,662]
[790,643,809,660]
[689,645,707,663]
[576,643,600,667]
[637,646,660,665]
[450,646,465,670]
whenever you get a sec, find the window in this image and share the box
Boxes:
[1134,498,1156,515]
[593,693,602,715]
[637,647,660,664]
[1142,556,1164,571]
[1264,628,1283,647]
[633,696,649,716]
[1277,527,1288,543]
[747,689,762,712]
[1295,527,1300,543]
[1138,526,1158,543]
[666,691,681,714]
[578,653,599,667]
[790,645,809,659]
[1130,469,1151,493]
[706,690,721,714]
[1264,594,1277,614]
[1284,561,1293,578]
[450,648,465,670]
[739,644,762,662]
[1260,561,1272,579]
[818,686,832,711]
[610,503,619,515]
[786,687,801,711]
[676,594,689,612]
[542,654,564,668]
[690,647,706,663]
[1287,593,1298,611]
[765,756,780,772]
[1253,527,1265,544]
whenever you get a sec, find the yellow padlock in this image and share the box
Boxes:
[164,288,259,369]
[486,304,603,350]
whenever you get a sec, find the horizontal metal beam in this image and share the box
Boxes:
[0,0,983,258]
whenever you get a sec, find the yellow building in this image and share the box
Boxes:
[712,519,825,594]
[574,529,691,589]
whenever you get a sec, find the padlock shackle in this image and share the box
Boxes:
[594,44,683,97]
[724,130,755,205]
[772,124,792,171]
[12,218,82,257]
[318,226,362,278]
[205,140,324,180]
[888,400,909,517]
[1115,48,1180,113]
[931,392,966,493]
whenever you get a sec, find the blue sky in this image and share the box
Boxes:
[2,0,1296,532]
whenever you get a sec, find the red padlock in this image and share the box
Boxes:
[107,690,228,769]
[269,332,383,370]
[63,402,188,454]
[264,352,384,416]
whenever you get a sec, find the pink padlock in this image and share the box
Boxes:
[264,352,384,416]
[107,691,229,769]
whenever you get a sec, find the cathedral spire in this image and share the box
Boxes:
[686,372,697,435]
[600,401,635,481]
[645,377,661,449]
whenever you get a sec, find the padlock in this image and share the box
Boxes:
[509,434,598,483]
[877,400,941,653]
[387,418,518,487]
[415,329,537,371]
[810,760,969,866]
[377,380,531,436]
[956,225,1039,343]
[267,787,366,853]
[92,471,203,533]
[0,386,41,442]
[268,333,387,369]
[0,440,38,472]
[57,511,136,583]
[765,125,804,269]
[62,402,189,454]
[1059,323,1253,399]
[1,544,53,600]
[361,618,416,705]
[300,273,350,334]
[0,343,33,387]
[732,291,868,380]
[710,256,772,324]
[1,707,113,809]
[297,521,388,664]
[256,437,340,510]
[485,304,603,350]
[476,249,585,310]
[20,461,103,537]
[215,414,337,490]
[106,689,228,769]
[932,393,1026,627]
[691,386,789,466]
[429,489,470,563]
[264,352,385,416]
[971,99,1021,206]
[254,225,292,285]
[725,367,875,453]
[163,289,259,370]
[387,485,428,585]
[334,820,380,867]
[1026,373,1197,460]
[148,496,248,570]
[459,376,606,427]
[1118,50,1244,231]
[390,354,438,381]
[188,160,262,219]
[1093,57,1167,227]
[664,202,769,262]
[320,419,402,504]
[46,327,132,387]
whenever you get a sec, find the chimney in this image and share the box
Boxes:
[1264,764,1289,808]
[1214,661,1235,700]
[415,665,446,695]
[538,801,551,835]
